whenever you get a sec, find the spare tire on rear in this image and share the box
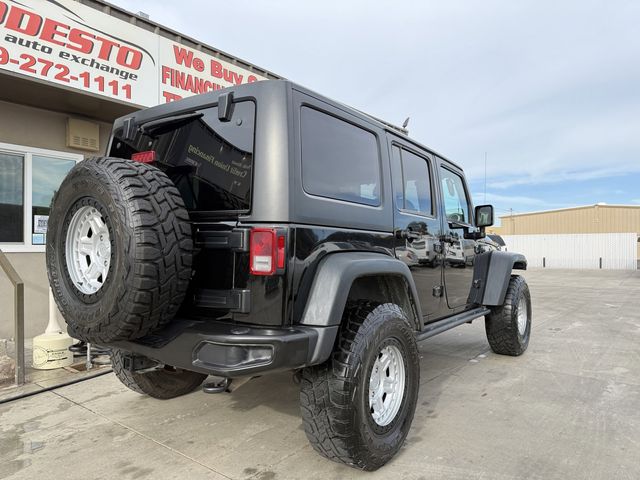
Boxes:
[46,157,193,343]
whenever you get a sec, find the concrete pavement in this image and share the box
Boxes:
[1,269,639,480]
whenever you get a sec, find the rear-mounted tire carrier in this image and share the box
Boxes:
[46,157,193,343]
[194,228,250,251]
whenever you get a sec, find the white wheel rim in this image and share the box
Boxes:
[517,297,528,335]
[65,206,111,294]
[369,344,406,427]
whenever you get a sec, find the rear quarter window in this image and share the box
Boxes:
[300,107,380,206]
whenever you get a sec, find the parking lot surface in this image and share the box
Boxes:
[1,269,639,480]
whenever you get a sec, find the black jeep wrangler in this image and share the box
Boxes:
[46,80,531,471]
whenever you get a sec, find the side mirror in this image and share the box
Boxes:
[475,204,494,228]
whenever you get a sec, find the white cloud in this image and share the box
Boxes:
[472,192,552,207]
[110,0,640,193]
[487,166,640,190]
[471,191,561,214]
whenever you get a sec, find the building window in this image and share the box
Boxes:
[0,143,82,252]
[0,152,24,243]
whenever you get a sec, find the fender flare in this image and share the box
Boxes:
[480,251,527,306]
[299,252,423,365]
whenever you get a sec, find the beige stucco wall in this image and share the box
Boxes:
[0,99,112,154]
[0,252,51,339]
[0,100,113,339]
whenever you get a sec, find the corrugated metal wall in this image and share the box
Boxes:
[503,233,638,270]
[493,205,640,235]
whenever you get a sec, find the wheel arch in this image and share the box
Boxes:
[300,251,423,330]
[299,252,422,365]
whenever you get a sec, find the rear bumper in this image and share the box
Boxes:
[113,319,338,378]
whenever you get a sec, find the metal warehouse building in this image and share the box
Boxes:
[489,204,640,270]
[0,0,278,340]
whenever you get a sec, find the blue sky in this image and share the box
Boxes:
[112,0,640,224]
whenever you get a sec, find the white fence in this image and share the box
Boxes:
[502,233,638,270]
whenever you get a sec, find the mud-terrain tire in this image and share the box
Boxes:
[485,275,532,356]
[299,302,420,471]
[111,349,207,399]
[46,157,193,343]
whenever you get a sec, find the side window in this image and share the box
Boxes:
[390,145,433,216]
[439,167,470,224]
[301,107,380,206]
[390,146,404,210]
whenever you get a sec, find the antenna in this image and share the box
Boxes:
[484,152,487,203]
[402,117,410,129]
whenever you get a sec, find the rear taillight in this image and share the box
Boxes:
[250,229,276,275]
[276,234,286,269]
[250,228,286,276]
[131,150,156,163]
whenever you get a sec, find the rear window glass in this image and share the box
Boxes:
[300,107,380,206]
[110,101,255,212]
[391,145,433,215]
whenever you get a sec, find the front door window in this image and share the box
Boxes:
[440,168,470,224]
[439,165,476,310]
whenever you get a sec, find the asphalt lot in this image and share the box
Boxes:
[1,269,639,480]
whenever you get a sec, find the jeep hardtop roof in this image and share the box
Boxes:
[111,80,464,172]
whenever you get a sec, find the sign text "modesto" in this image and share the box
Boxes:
[0,0,266,106]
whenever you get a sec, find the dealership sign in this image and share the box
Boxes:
[0,0,266,106]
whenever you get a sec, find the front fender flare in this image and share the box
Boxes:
[480,251,527,306]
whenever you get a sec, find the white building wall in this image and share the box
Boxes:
[502,233,638,270]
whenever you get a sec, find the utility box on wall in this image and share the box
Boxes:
[66,118,100,152]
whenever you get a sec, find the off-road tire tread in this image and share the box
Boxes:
[111,349,207,399]
[485,275,531,356]
[299,301,419,470]
[47,157,193,342]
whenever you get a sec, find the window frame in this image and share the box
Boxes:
[299,105,383,208]
[0,142,82,253]
[391,142,437,219]
[439,164,473,227]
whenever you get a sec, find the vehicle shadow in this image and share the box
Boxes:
[224,371,301,418]
[223,334,482,423]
